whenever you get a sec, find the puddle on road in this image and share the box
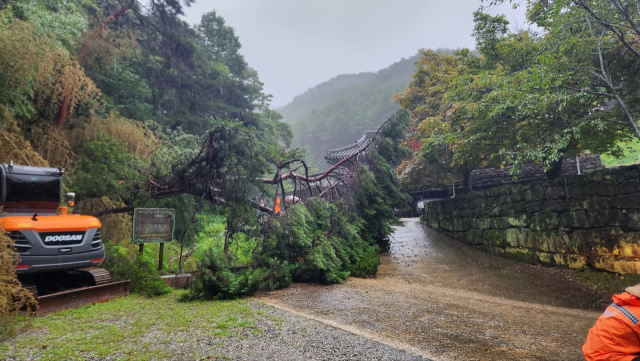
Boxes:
[385,218,607,311]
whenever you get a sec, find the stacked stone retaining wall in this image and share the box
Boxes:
[422,164,640,274]
[408,154,604,195]
[468,154,604,189]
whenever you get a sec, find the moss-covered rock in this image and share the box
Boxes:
[439,219,453,232]
[487,206,500,217]
[491,217,509,229]
[567,198,589,211]
[592,257,640,274]
[538,252,586,269]
[472,198,485,209]
[488,187,502,197]
[587,209,626,227]
[533,230,569,253]
[531,212,560,231]
[524,186,545,202]
[485,196,498,207]
[477,217,491,230]
[569,227,623,255]
[615,233,640,258]
[560,211,588,229]
[612,194,640,209]
[507,214,529,227]
[545,186,565,200]
[483,229,505,247]
[510,192,524,203]
[466,229,482,245]
[626,210,640,229]
[505,228,535,248]
[588,197,611,209]
[620,179,640,194]
[504,247,539,264]
[501,202,527,216]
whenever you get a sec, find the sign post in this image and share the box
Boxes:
[132,208,175,272]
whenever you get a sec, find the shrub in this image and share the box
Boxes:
[349,246,380,278]
[186,251,291,300]
[103,245,172,297]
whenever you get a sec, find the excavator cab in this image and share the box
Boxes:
[0,163,105,274]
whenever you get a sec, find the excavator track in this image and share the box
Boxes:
[19,268,129,315]
[75,267,112,285]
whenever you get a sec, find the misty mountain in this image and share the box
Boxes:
[276,53,422,170]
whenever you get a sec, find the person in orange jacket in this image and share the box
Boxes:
[583,284,640,361]
[274,197,281,215]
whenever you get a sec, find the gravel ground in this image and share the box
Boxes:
[3,300,426,361]
[203,302,427,361]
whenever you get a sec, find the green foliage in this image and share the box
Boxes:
[353,158,409,251]
[348,246,380,278]
[263,199,359,284]
[186,251,291,300]
[103,245,172,297]
[71,134,142,200]
[12,0,89,51]
[601,139,640,167]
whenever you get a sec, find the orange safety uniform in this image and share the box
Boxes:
[583,292,640,361]
[274,197,281,214]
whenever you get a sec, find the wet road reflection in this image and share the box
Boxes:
[385,218,608,311]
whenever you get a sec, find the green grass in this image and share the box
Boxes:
[601,139,640,167]
[573,267,640,294]
[1,292,261,361]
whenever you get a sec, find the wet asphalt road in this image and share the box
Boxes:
[258,218,603,361]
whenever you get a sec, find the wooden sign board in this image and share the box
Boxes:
[132,208,175,244]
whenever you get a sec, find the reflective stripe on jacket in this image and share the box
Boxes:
[583,292,640,361]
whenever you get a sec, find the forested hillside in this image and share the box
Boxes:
[278,55,423,169]
[0,0,410,331]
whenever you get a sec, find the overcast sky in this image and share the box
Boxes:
[182,1,531,108]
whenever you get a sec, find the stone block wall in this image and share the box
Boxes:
[468,154,604,189]
[422,164,640,274]
[407,154,604,195]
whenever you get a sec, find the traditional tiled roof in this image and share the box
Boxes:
[324,131,378,165]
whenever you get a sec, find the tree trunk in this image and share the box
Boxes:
[546,156,564,180]
[224,221,232,254]
[462,171,472,193]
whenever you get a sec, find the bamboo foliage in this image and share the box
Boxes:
[29,123,74,168]
[33,51,102,121]
[0,129,49,167]
[0,16,102,122]
[65,112,160,159]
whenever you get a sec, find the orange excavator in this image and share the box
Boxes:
[2,162,126,311]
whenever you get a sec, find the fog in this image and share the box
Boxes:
[182,1,532,107]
